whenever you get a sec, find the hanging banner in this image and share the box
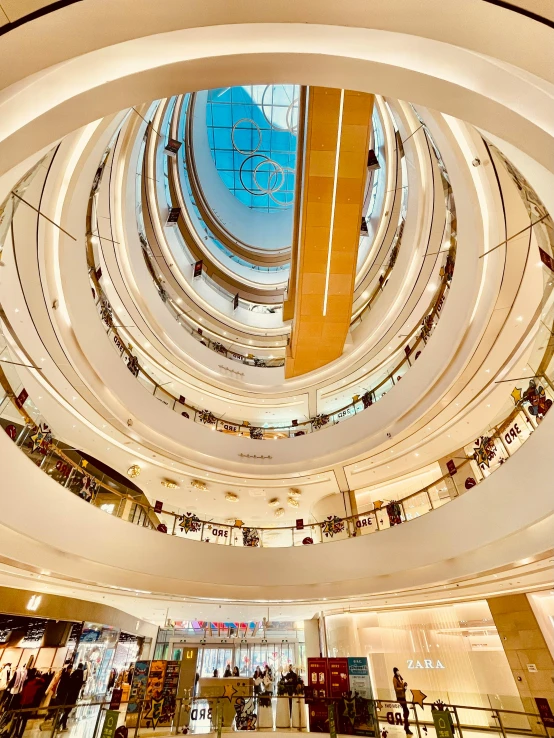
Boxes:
[159,660,180,726]
[193,260,203,279]
[141,660,167,727]
[126,660,150,727]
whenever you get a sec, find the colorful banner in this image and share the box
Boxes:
[159,660,180,726]
[126,661,150,727]
[141,660,167,728]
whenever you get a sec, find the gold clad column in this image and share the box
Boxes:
[487,594,554,733]
[286,88,374,378]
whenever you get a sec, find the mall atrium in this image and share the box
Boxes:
[0,1,553,737]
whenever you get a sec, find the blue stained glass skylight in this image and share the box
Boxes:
[206,85,300,212]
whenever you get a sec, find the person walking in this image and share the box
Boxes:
[59,664,85,731]
[392,668,413,735]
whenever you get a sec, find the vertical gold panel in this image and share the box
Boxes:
[286,88,373,378]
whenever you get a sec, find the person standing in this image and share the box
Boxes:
[392,668,413,735]
[59,664,85,731]
[223,665,232,678]
[232,667,240,677]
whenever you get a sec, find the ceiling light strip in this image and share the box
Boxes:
[322,89,345,317]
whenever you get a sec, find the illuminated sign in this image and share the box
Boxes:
[407,659,445,669]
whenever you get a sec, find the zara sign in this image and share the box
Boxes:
[407,659,445,669]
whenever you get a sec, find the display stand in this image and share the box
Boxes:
[275,697,291,728]
[291,696,307,728]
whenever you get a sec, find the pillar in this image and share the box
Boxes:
[487,594,554,733]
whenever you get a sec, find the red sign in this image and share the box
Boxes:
[535,698,554,728]
[465,477,477,489]
[154,500,163,513]
[446,459,457,476]
[328,658,349,699]
[296,519,304,530]
[15,389,28,408]
[539,247,554,272]
[4,424,16,441]
[193,260,203,279]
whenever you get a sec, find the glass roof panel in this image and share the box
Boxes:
[206,84,300,212]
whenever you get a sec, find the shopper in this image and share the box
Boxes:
[59,664,85,731]
[213,669,219,678]
[232,667,240,677]
[392,667,413,735]
[223,665,232,678]
[253,668,263,695]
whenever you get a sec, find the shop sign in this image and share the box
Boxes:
[432,711,454,738]
[210,528,229,539]
[407,659,445,669]
[446,459,456,476]
[100,710,120,738]
[191,706,213,722]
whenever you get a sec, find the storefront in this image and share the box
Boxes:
[325,601,527,729]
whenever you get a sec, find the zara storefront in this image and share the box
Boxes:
[324,600,530,729]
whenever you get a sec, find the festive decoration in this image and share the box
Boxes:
[268,497,280,507]
[274,508,285,517]
[249,426,263,440]
[242,527,260,547]
[361,391,373,409]
[161,479,179,489]
[522,379,552,418]
[225,492,239,502]
[302,537,314,545]
[198,409,217,425]
[127,464,141,478]
[100,300,113,328]
[473,436,495,468]
[126,354,140,377]
[234,519,244,528]
[311,413,330,430]
[81,459,88,468]
[386,501,402,526]
[411,689,428,709]
[465,477,476,489]
[29,423,52,455]
[191,479,207,491]
[157,524,168,533]
[321,515,345,538]
[511,387,523,404]
[373,500,383,510]
[288,498,299,508]
[80,474,97,502]
[179,513,201,534]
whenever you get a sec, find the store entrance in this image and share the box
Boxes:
[192,644,298,680]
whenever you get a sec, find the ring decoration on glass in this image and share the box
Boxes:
[231,118,262,155]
